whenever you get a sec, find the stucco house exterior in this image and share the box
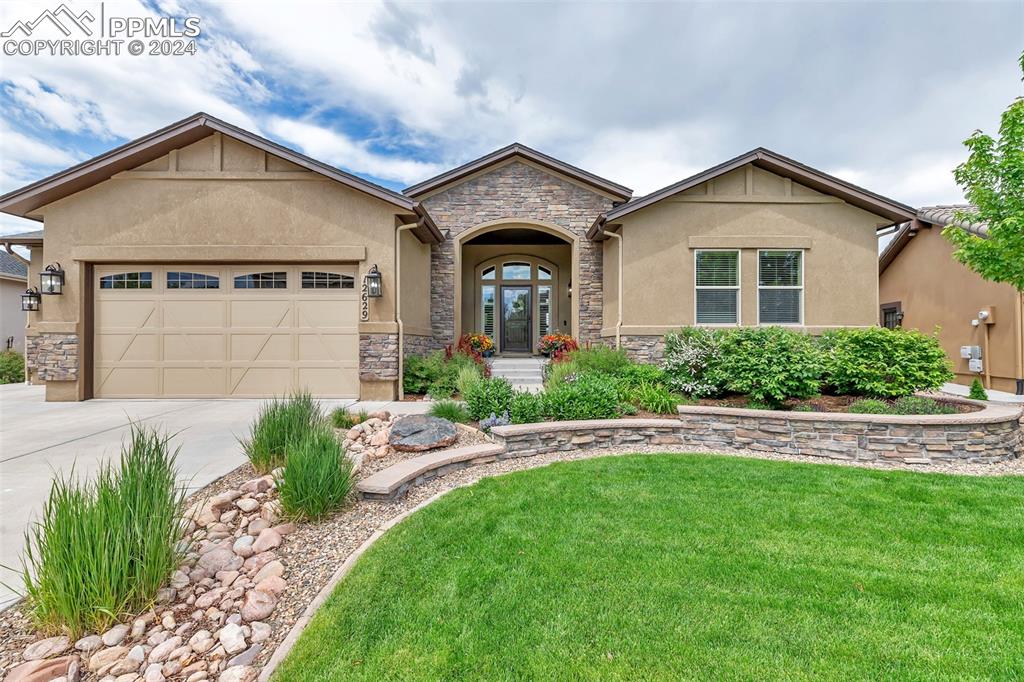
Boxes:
[0,112,917,401]
[0,249,28,353]
[879,206,1024,395]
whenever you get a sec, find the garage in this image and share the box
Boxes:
[93,264,360,398]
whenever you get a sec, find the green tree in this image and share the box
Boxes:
[944,53,1024,291]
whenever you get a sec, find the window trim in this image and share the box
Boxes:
[757,249,804,326]
[693,249,740,326]
[880,301,903,329]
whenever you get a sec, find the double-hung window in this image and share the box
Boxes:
[758,250,803,324]
[694,250,739,324]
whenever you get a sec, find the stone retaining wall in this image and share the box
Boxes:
[491,401,1022,465]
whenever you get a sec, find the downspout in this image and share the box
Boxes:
[605,229,623,349]
[1017,290,1024,395]
[395,221,419,400]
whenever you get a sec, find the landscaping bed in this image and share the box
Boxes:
[696,393,980,414]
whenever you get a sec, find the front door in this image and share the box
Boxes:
[501,286,531,353]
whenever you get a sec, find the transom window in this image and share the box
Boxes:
[502,262,531,280]
[481,266,496,280]
[694,251,739,324]
[234,272,287,289]
[538,266,552,280]
[100,272,152,289]
[302,271,354,289]
[758,250,803,324]
[167,272,219,289]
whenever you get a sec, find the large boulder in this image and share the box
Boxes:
[388,415,458,452]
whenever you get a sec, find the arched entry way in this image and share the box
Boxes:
[455,220,577,354]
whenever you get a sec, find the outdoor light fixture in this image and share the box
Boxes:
[40,263,65,295]
[364,264,383,298]
[21,287,41,312]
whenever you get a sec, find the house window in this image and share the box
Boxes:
[167,272,219,289]
[695,251,739,324]
[481,266,496,280]
[502,262,531,280]
[880,302,903,329]
[100,272,152,289]
[234,272,287,289]
[538,266,552,280]
[758,250,803,324]
[481,285,496,338]
[538,285,552,336]
[302,271,354,289]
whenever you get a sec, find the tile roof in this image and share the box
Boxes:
[0,250,27,280]
[916,204,988,237]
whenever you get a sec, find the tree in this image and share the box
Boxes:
[944,53,1024,292]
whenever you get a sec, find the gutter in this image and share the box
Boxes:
[605,229,623,349]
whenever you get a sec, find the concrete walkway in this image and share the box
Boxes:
[941,382,1024,404]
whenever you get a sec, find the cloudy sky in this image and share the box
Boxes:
[1,0,1021,238]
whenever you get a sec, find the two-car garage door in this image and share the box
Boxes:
[93,264,359,398]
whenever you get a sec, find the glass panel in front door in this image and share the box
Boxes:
[502,287,531,353]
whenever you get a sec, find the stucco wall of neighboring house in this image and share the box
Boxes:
[420,159,616,347]
[604,165,884,347]
[26,133,427,400]
[0,276,26,353]
[879,225,1024,394]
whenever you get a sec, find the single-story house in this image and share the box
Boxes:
[0,248,28,352]
[0,112,917,401]
[879,206,1024,395]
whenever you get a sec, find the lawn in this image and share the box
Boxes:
[276,454,1024,681]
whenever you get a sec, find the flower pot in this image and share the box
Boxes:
[482,350,494,358]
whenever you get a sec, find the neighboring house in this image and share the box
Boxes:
[0,113,915,402]
[879,206,1024,395]
[0,249,28,352]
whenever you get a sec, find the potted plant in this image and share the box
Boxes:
[538,334,578,357]
[460,333,495,357]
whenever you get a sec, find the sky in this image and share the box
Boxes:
[0,0,1021,240]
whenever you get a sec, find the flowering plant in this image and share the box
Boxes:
[538,334,578,356]
[462,333,494,353]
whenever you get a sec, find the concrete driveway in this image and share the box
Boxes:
[0,384,360,609]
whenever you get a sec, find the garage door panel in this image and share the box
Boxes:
[296,299,358,328]
[163,368,226,396]
[230,367,294,397]
[230,334,292,362]
[95,334,159,362]
[230,300,292,328]
[164,334,227,362]
[163,300,227,327]
[298,367,359,396]
[96,300,159,329]
[297,333,359,361]
[96,367,160,397]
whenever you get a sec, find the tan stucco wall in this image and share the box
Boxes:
[0,276,26,353]
[399,228,431,336]
[879,225,1023,393]
[28,133,424,399]
[604,164,884,336]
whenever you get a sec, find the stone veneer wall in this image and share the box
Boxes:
[422,161,616,348]
[25,333,79,381]
[490,403,1022,466]
[619,335,665,364]
[403,334,436,359]
[359,333,398,381]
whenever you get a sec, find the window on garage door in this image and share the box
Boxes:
[234,271,287,289]
[100,271,153,289]
[302,271,355,289]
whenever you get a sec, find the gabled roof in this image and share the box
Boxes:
[0,250,27,281]
[1,230,44,246]
[588,147,917,239]
[0,113,443,243]
[879,205,985,273]
[404,142,633,200]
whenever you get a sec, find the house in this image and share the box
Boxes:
[0,112,916,401]
[879,206,1024,395]
[0,248,28,352]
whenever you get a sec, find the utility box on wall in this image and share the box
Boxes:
[968,358,984,373]
[960,345,982,360]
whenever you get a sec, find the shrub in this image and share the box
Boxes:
[405,349,487,398]
[456,365,483,397]
[509,391,545,424]
[544,360,579,389]
[891,396,957,415]
[331,408,368,430]
[569,346,631,375]
[709,327,823,407]
[542,373,620,421]
[538,334,578,356]
[427,374,459,400]
[969,378,988,401]
[629,381,682,415]
[239,392,324,474]
[849,398,891,414]
[479,411,510,431]
[20,425,187,637]
[0,350,25,384]
[662,327,723,397]
[618,363,667,390]
[464,378,515,421]
[428,400,471,423]
[276,426,352,522]
[820,327,953,398]
[403,352,445,395]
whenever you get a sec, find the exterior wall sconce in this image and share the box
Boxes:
[364,264,383,298]
[567,278,572,299]
[21,287,41,312]
[40,263,65,295]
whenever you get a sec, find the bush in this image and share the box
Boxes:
[891,396,957,415]
[331,408,368,430]
[428,400,471,423]
[456,365,483,397]
[509,391,545,424]
[479,411,510,431]
[969,378,988,401]
[542,373,620,421]
[710,327,823,407]
[464,378,515,421]
[544,360,579,389]
[569,346,631,375]
[617,363,667,390]
[849,398,891,414]
[240,392,324,474]
[405,350,487,398]
[0,350,25,384]
[20,425,187,637]
[662,327,723,397]
[820,327,953,398]
[629,381,682,415]
[276,426,352,522]
[403,352,445,395]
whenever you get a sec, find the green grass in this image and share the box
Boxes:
[239,391,323,473]
[16,425,188,637]
[331,408,369,430]
[427,400,471,424]
[276,426,353,522]
[276,454,1024,681]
